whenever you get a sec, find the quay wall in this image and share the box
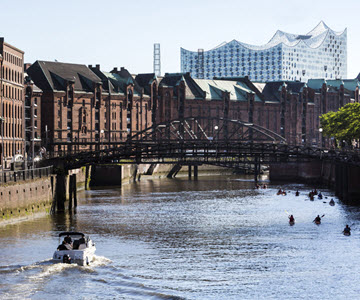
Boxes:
[90,163,231,187]
[0,176,54,224]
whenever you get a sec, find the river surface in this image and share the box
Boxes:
[1,174,360,299]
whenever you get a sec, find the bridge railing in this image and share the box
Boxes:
[0,166,53,184]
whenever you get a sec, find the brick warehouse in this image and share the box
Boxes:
[26,61,152,154]
[26,60,359,155]
[0,38,25,166]
[137,73,357,146]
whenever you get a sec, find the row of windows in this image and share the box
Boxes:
[2,51,22,67]
[1,84,23,100]
[1,142,23,158]
[2,102,23,120]
[1,66,23,84]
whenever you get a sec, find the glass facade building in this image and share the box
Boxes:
[181,22,347,82]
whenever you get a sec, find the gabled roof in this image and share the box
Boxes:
[135,73,157,95]
[26,61,101,92]
[262,81,306,102]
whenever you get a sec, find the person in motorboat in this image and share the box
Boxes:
[289,215,295,224]
[329,199,335,206]
[295,190,300,196]
[57,241,70,251]
[64,235,72,245]
[343,225,351,235]
[314,215,321,224]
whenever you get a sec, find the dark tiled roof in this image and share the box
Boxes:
[160,73,205,99]
[27,61,101,92]
[135,73,156,95]
[262,81,306,101]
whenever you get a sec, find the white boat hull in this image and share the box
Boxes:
[53,244,96,266]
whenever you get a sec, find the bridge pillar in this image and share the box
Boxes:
[167,164,182,178]
[194,165,198,179]
[188,165,192,179]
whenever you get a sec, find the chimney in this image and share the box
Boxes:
[121,67,125,71]
[96,64,100,70]
[113,67,118,72]
[88,64,93,68]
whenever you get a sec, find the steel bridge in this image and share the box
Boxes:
[47,117,360,171]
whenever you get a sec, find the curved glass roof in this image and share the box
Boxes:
[182,21,346,53]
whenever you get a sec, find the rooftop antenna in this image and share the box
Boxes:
[153,43,161,77]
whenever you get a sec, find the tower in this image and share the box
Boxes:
[153,43,161,77]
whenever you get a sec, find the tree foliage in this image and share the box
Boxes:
[320,103,360,145]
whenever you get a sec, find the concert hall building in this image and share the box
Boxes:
[181,22,347,82]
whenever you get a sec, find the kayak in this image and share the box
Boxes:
[343,231,351,236]
[329,202,335,206]
[314,220,321,225]
[289,221,295,226]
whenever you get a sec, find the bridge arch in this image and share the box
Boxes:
[130,117,286,144]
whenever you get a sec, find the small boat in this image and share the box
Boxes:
[343,231,351,236]
[314,220,321,225]
[53,232,96,266]
[289,221,295,226]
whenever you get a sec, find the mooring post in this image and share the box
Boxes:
[254,156,259,183]
[85,165,89,190]
[188,165,192,179]
[68,174,73,210]
[56,173,66,212]
[73,174,77,208]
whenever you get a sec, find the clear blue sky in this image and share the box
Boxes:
[1,0,360,78]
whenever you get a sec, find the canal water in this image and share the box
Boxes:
[1,175,360,299]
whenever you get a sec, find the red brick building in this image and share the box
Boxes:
[26,62,152,154]
[24,71,42,160]
[136,72,357,146]
[0,38,25,167]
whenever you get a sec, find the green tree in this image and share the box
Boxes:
[320,102,360,147]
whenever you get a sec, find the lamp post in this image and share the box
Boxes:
[0,53,3,172]
[319,127,324,148]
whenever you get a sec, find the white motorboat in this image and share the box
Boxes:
[53,232,96,266]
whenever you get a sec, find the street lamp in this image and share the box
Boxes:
[319,127,324,148]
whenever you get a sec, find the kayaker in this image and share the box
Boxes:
[318,192,323,199]
[289,215,295,223]
[329,199,335,206]
[277,188,282,195]
[343,225,351,235]
[295,190,300,196]
[314,215,321,223]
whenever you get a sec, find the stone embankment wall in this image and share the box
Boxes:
[0,176,54,224]
[269,161,360,203]
[90,163,231,187]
